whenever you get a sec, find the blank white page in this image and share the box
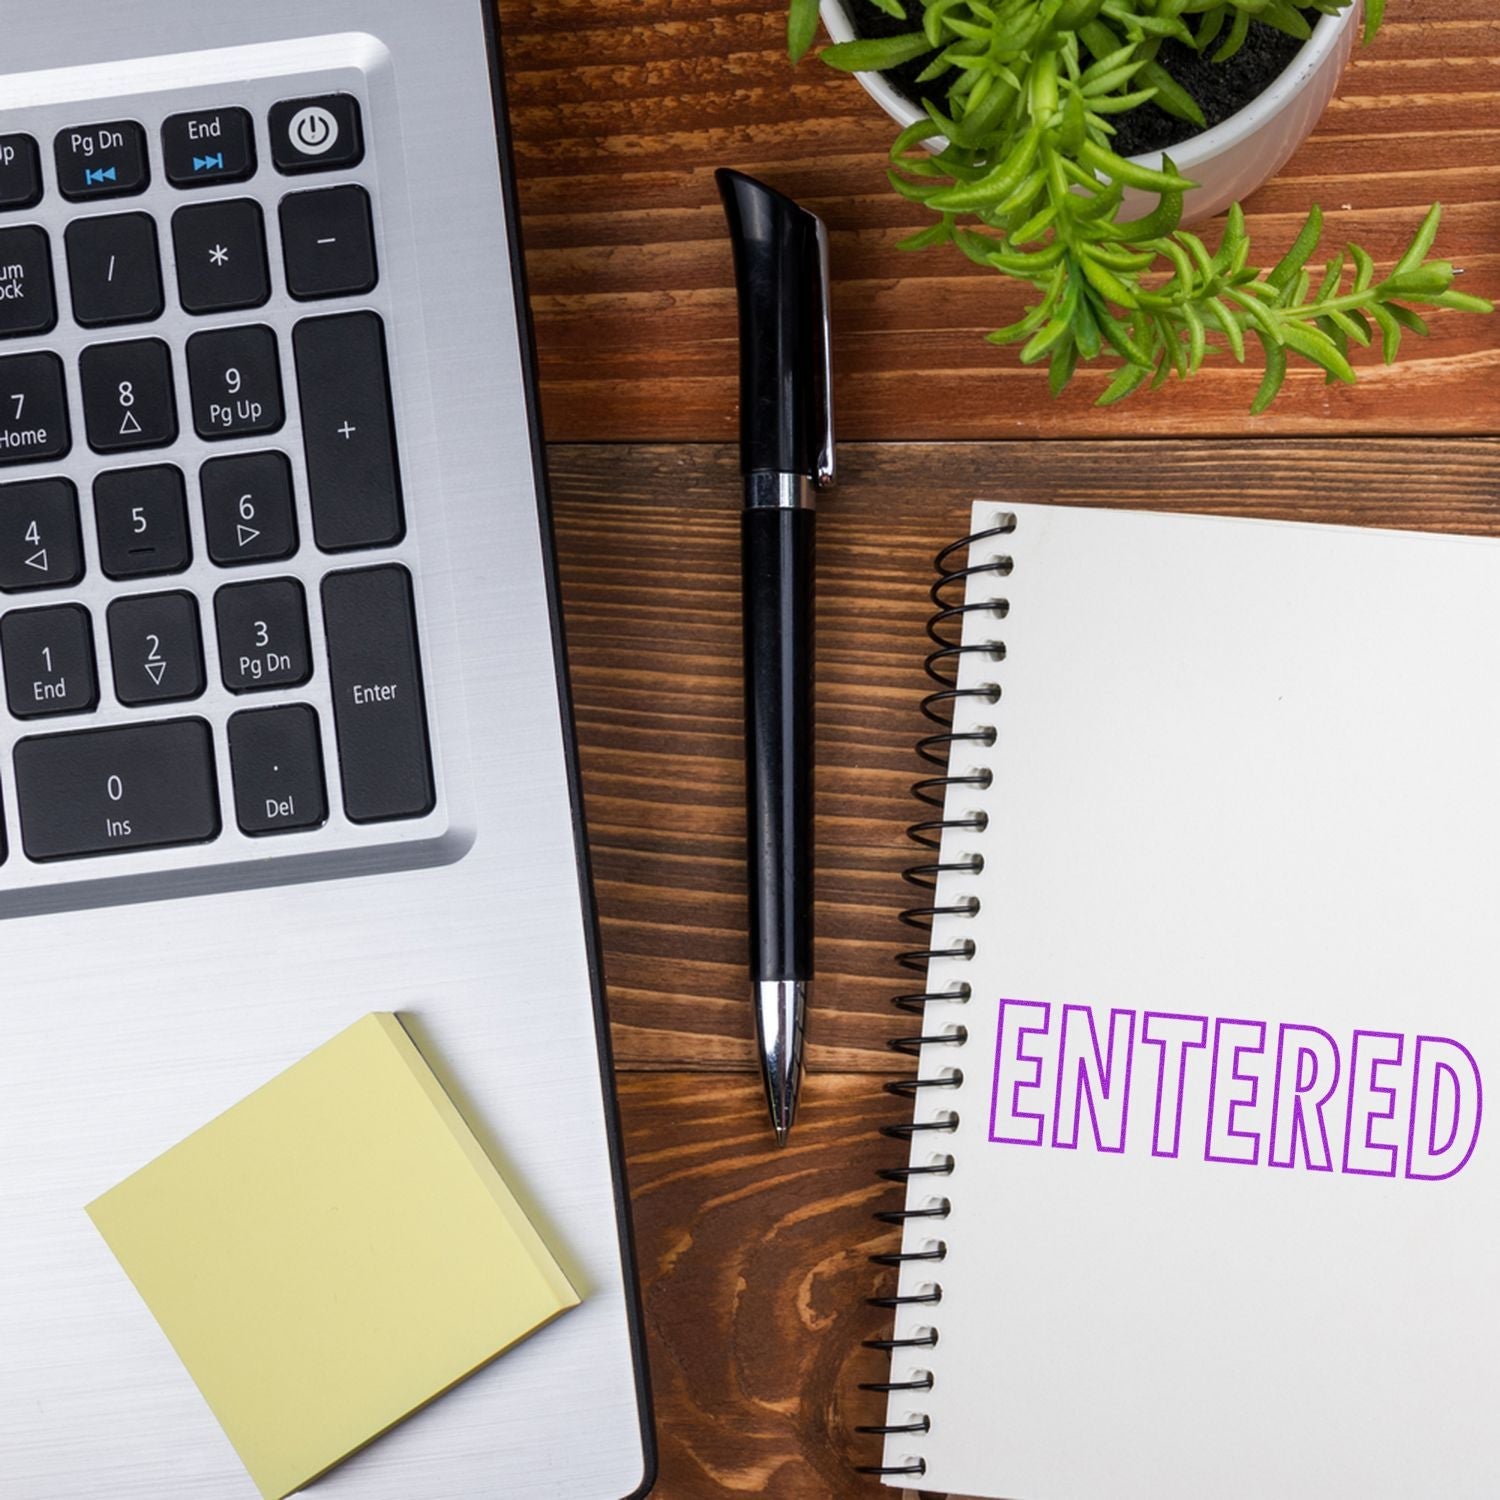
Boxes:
[884,502,1500,1499]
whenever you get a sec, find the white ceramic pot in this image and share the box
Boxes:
[818,0,1359,223]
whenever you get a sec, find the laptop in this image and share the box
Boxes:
[0,2,655,1496]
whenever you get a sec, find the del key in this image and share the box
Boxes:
[322,566,433,823]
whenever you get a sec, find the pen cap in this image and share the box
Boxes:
[717,169,835,486]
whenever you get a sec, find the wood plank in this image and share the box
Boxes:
[552,438,1500,1073]
[616,1070,906,1498]
[502,0,1500,442]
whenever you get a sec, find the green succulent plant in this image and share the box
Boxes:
[785,0,1492,409]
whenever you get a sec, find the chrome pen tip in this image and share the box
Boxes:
[754,979,807,1147]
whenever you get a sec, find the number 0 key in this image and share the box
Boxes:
[14,718,219,860]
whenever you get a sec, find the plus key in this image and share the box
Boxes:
[293,311,403,552]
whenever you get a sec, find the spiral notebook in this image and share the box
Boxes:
[873,502,1500,1499]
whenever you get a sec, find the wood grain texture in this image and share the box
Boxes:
[502,0,1500,441]
[552,438,1500,1075]
[616,1072,901,1499]
[568,440,1500,1495]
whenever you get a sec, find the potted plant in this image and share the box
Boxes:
[785,0,1492,409]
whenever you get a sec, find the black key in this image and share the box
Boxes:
[214,577,311,692]
[55,121,150,202]
[94,465,191,579]
[280,186,377,301]
[64,213,163,328]
[0,226,56,338]
[187,324,283,440]
[228,704,327,835]
[14,718,218,860]
[0,136,42,212]
[270,95,364,175]
[172,199,270,315]
[294,313,402,551]
[162,108,256,189]
[201,451,298,566]
[0,479,83,592]
[322,566,433,822]
[0,352,69,465]
[1,603,97,718]
[79,338,176,453]
[107,592,205,706]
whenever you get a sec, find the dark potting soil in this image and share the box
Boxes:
[850,4,1308,158]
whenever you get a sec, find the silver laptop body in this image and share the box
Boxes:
[0,2,654,1495]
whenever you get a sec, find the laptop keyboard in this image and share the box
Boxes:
[0,85,438,879]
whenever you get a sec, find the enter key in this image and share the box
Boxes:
[322,564,434,824]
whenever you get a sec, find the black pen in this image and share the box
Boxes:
[717,169,835,1146]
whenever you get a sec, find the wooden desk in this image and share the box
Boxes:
[501,3,1499,1493]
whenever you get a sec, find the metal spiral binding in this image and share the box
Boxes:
[854,513,1014,1483]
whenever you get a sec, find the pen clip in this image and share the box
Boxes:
[812,216,836,489]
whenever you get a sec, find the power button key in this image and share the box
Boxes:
[269,95,364,176]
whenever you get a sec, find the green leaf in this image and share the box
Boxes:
[1281,321,1357,383]
[1194,8,1226,52]
[1312,248,1346,304]
[821,31,933,71]
[1182,303,1208,372]
[1205,296,1246,363]
[1213,7,1251,62]
[1268,206,1324,292]
[1349,243,1376,293]
[1079,250,1140,308]
[788,0,821,62]
[1081,40,1140,82]
[1048,336,1080,396]
[987,242,1068,276]
[1213,203,1248,274]
[1059,89,1088,153]
[1322,305,1371,347]
[1367,303,1402,362]
[923,0,968,47]
[1096,360,1153,406]
[889,116,946,159]
[924,130,1041,211]
[1078,139,1196,193]
[1428,290,1496,315]
[1177,230,1216,281]
[1250,335,1289,414]
[897,222,954,252]
[1379,265,1454,298]
[1260,0,1314,41]
[1393,203,1443,276]
[953,227,1001,266]
[1138,61,1206,127]
[1364,0,1386,43]
[1020,315,1075,366]
[1114,181,1184,242]
[866,0,908,17]
[1071,178,1127,222]
[1095,302,1152,364]
[1010,201,1060,244]
[1386,304,1431,335]
[1073,294,1104,359]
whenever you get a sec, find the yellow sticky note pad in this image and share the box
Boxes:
[87,1013,580,1500]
